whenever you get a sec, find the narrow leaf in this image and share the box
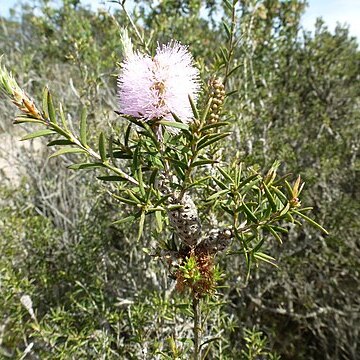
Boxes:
[197,132,231,150]
[113,215,136,225]
[159,120,189,131]
[49,148,86,158]
[253,252,277,267]
[188,95,199,120]
[266,225,283,244]
[47,139,74,146]
[59,103,69,130]
[137,211,146,241]
[155,210,163,233]
[68,162,104,170]
[227,64,242,78]
[124,123,132,148]
[42,87,49,119]
[242,203,258,223]
[192,159,218,167]
[219,47,229,63]
[293,210,329,235]
[263,182,277,212]
[201,121,230,132]
[80,107,87,146]
[112,194,139,206]
[279,202,290,217]
[14,116,44,125]
[97,176,125,182]
[239,174,260,190]
[47,91,57,124]
[200,97,213,124]
[224,0,233,11]
[218,167,233,183]
[213,177,228,190]
[21,129,56,141]
[206,189,229,201]
[222,21,231,40]
[225,89,238,98]
[99,132,107,161]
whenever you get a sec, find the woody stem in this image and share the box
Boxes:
[193,297,201,360]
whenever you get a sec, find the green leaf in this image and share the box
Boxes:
[223,0,233,11]
[47,91,57,124]
[201,121,230,132]
[155,210,163,233]
[234,228,251,279]
[218,167,233,183]
[80,107,87,146]
[252,237,265,252]
[206,189,229,201]
[200,98,213,124]
[219,47,229,63]
[225,89,238,98]
[59,103,69,131]
[270,185,288,203]
[197,132,231,151]
[137,211,146,241]
[42,87,49,119]
[126,189,144,204]
[263,182,277,212]
[242,203,258,223]
[14,115,44,125]
[279,202,290,217]
[188,95,199,120]
[49,147,86,158]
[253,252,277,267]
[68,162,104,170]
[47,139,75,146]
[192,159,219,167]
[293,210,329,235]
[21,129,56,141]
[222,21,231,40]
[112,151,132,159]
[220,204,234,216]
[266,225,283,244]
[187,176,211,189]
[136,168,145,196]
[227,64,242,78]
[99,132,107,161]
[113,215,136,225]
[97,176,125,182]
[124,123,132,148]
[112,194,139,206]
[213,177,228,190]
[141,122,159,145]
[159,120,189,131]
[238,174,259,189]
[284,180,294,197]
[234,163,242,187]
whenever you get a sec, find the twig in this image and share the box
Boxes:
[192,297,201,360]
[117,0,149,53]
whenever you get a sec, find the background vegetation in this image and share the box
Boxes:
[0,0,359,358]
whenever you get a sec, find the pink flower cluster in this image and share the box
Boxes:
[118,41,200,124]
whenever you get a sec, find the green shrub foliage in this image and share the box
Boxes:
[0,0,359,359]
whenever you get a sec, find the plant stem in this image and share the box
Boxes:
[223,0,238,88]
[119,0,149,53]
[192,297,201,360]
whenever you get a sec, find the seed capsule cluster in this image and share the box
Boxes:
[207,78,225,124]
[200,228,233,254]
[167,193,202,247]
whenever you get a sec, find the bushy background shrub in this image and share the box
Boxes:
[0,0,359,358]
